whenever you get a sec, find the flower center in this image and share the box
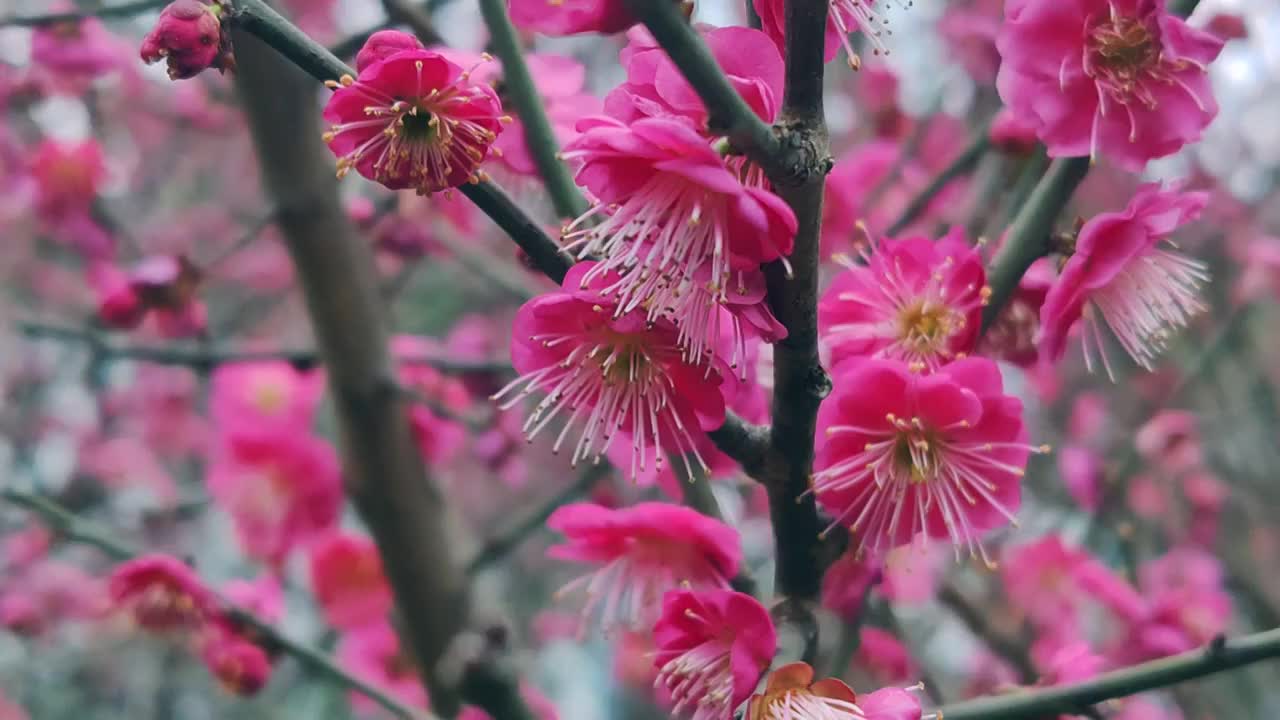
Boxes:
[898,300,957,353]
[891,427,941,484]
[398,105,438,143]
[1091,16,1159,79]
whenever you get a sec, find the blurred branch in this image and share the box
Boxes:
[0,0,166,26]
[937,630,1280,720]
[980,157,1091,333]
[886,123,992,237]
[477,0,590,219]
[465,464,608,576]
[0,487,432,720]
[937,584,1038,685]
[231,22,510,717]
[19,320,514,375]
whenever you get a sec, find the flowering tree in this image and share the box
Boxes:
[3,0,1280,718]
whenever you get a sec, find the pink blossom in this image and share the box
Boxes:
[210,361,325,433]
[989,108,1040,154]
[754,0,910,69]
[1,560,107,635]
[747,662,922,720]
[546,502,741,631]
[1119,548,1232,661]
[653,588,776,720]
[336,622,429,711]
[1113,697,1184,720]
[308,532,393,631]
[814,357,1038,562]
[819,230,988,372]
[821,551,881,622]
[880,543,945,604]
[508,0,633,36]
[32,17,122,81]
[996,0,1224,171]
[207,429,344,565]
[1205,13,1247,42]
[199,625,273,696]
[79,435,178,507]
[938,0,1003,83]
[392,335,472,464]
[30,139,105,221]
[1039,185,1209,377]
[976,256,1054,366]
[605,26,784,127]
[140,0,232,80]
[223,575,284,624]
[854,628,917,685]
[494,263,730,481]
[1002,535,1144,632]
[1134,410,1202,472]
[354,29,424,74]
[108,554,215,632]
[1057,445,1103,510]
[560,117,794,356]
[323,43,505,194]
[2,526,51,571]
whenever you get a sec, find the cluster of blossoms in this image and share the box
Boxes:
[107,554,274,695]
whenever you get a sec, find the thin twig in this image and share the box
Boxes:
[0,0,167,26]
[885,124,991,238]
[936,630,1280,720]
[477,0,589,219]
[465,464,608,575]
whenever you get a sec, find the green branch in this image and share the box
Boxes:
[885,124,991,238]
[477,0,589,220]
[937,630,1280,720]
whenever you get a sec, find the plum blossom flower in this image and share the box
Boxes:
[604,26,784,128]
[508,0,633,36]
[392,335,472,464]
[29,139,104,221]
[31,15,123,83]
[199,625,273,696]
[494,263,730,480]
[1002,535,1145,633]
[140,0,233,80]
[653,589,776,720]
[546,502,741,631]
[1038,185,1209,378]
[109,554,215,632]
[819,230,989,372]
[210,361,325,433]
[747,663,923,720]
[820,141,935,253]
[559,117,794,365]
[207,429,343,565]
[813,358,1042,563]
[308,532,392,630]
[323,35,506,194]
[996,0,1224,170]
[976,258,1054,368]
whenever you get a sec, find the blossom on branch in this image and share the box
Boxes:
[813,357,1042,564]
[546,502,741,632]
[996,0,1224,171]
[140,0,233,80]
[323,36,506,195]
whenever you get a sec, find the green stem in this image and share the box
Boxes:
[477,0,589,220]
[936,630,1280,720]
[980,157,1090,333]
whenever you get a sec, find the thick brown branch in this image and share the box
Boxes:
[231,26,470,714]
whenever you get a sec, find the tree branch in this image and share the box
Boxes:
[886,124,991,237]
[18,321,514,376]
[937,584,1038,685]
[477,0,589,219]
[0,488,433,720]
[937,630,1280,720]
[0,0,167,26]
[230,23,474,715]
[980,157,1090,333]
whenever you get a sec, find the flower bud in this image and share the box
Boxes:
[140,0,230,80]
